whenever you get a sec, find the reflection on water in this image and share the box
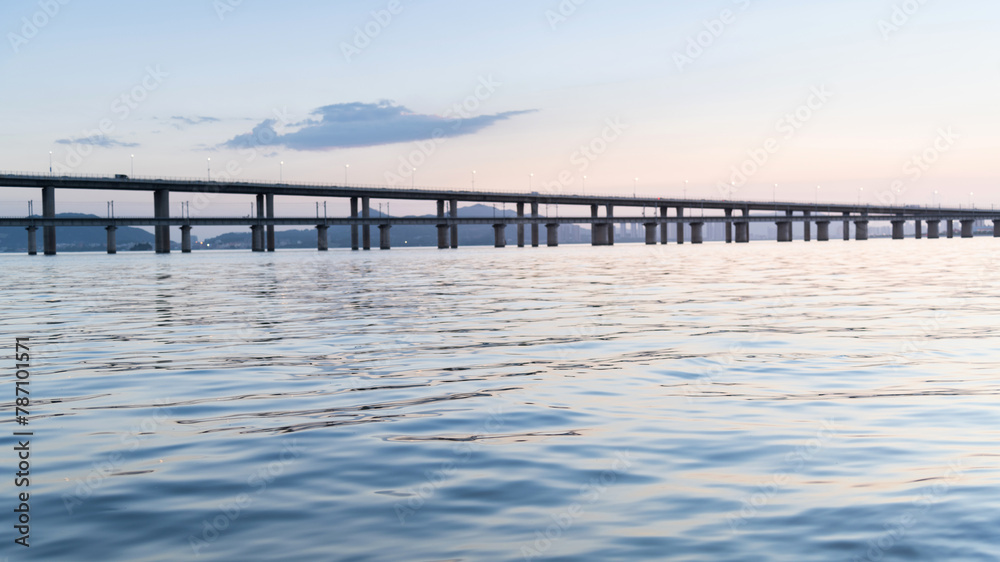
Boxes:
[3,239,1000,561]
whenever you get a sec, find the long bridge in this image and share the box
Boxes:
[1,172,997,254]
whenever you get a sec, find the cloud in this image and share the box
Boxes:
[55,135,139,148]
[219,101,536,151]
[169,115,221,128]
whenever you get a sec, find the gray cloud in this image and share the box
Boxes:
[55,135,140,148]
[169,115,221,128]
[219,101,536,151]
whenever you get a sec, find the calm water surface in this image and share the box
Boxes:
[3,239,1000,561]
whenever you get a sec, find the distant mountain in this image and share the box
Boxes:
[0,214,156,253]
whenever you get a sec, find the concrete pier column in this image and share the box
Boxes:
[842,212,851,241]
[42,186,56,255]
[379,224,391,250]
[816,221,830,242]
[250,225,263,252]
[644,223,657,245]
[450,199,459,249]
[994,219,1000,238]
[254,193,265,253]
[493,224,506,248]
[351,197,359,251]
[660,207,668,244]
[517,202,525,247]
[891,220,905,240]
[546,223,559,247]
[776,221,792,242]
[362,196,371,250]
[676,207,685,244]
[265,193,275,251]
[180,225,192,253]
[914,219,923,240]
[154,189,170,254]
[927,220,940,239]
[735,222,749,243]
[436,225,449,249]
[690,222,704,244]
[854,220,869,241]
[106,225,117,254]
[26,226,37,255]
[803,211,811,242]
[961,220,975,238]
[591,205,602,246]
[436,200,448,249]
[725,209,733,243]
[531,202,540,247]
[606,205,614,245]
[947,219,954,238]
[316,225,329,251]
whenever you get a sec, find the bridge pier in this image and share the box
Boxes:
[776,220,792,242]
[914,219,922,239]
[842,212,850,241]
[961,220,974,238]
[735,221,749,243]
[436,225,449,249]
[947,219,954,238]
[517,202,525,247]
[816,220,830,241]
[854,220,869,241]
[676,207,684,244]
[43,186,56,255]
[255,193,265,252]
[436,200,448,249]
[803,211,811,241]
[450,199,459,249]
[26,226,37,255]
[154,189,170,253]
[606,205,614,245]
[546,223,559,247]
[180,225,192,253]
[660,207,668,244]
[493,224,506,248]
[351,197,359,250]
[690,222,704,244]
[644,223,657,245]
[927,220,940,239]
[362,196,371,250]
[994,219,1000,238]
[316,225,328,251]
[250,225,263,252]
[891,219,905,240]
[531,202,539,247]
[725,209,733,243]
[379,224,391,250]
[266,193,275,251]
[106,225,117,254]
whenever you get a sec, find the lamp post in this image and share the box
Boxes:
[411,168,416,189]
[582,175,587,194]
[684,179,688,199]
[634,177,638,198]
[773,183,777,204]
[529,173,533,190]
[472,170,476,189]
[49,151,52,175]
[858,187,864,205]
[344,164,349,185]
[280,161,284,182]
[131,154,134,176]
[207,158,211,180]
[816,185,820,204]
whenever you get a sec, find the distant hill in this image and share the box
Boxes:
[203,204,590,249]
[0,214,155,252]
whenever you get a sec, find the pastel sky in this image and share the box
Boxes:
[1,0,999,221]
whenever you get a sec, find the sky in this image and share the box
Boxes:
[2,0,999,229]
